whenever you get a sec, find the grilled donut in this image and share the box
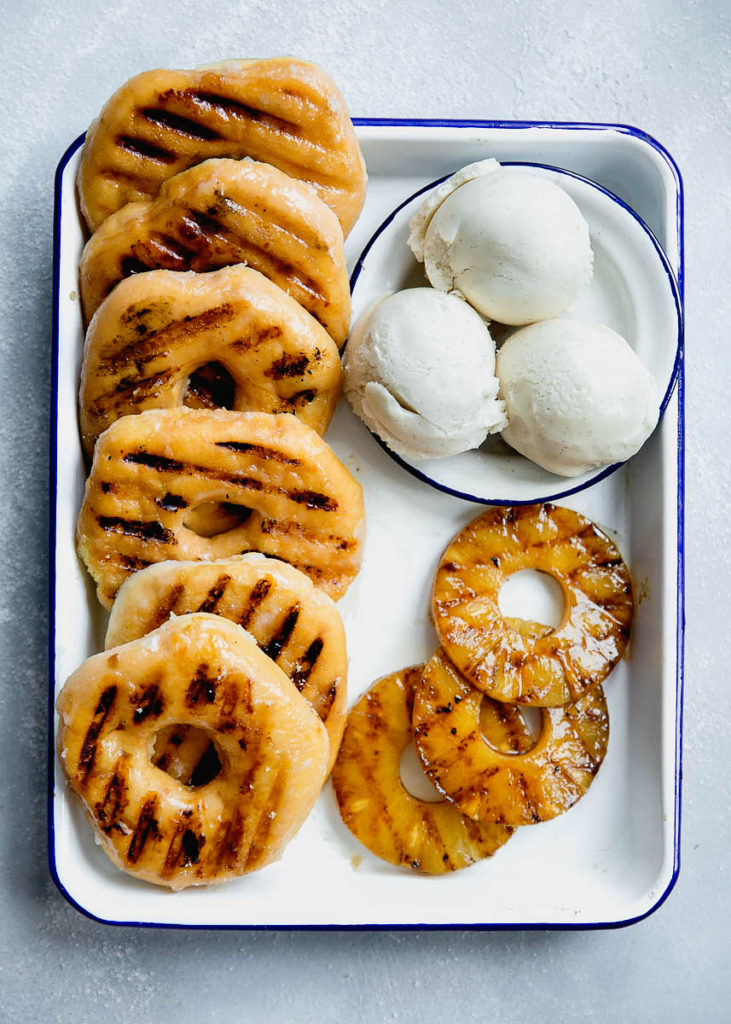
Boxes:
[56,614,329,889]
[413,648,609,826]
[76,57,367,236]
[331,666,515,874]
[76,408,365,607]
[432,504,633,706]
[106,554,348,774]
[79,157,351,346]
[80,266,342,457]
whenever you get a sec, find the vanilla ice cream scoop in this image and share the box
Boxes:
[343,289,506,461]
[409,161,593,325]
[497,318,659,477]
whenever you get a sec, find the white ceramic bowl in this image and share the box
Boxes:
[349,163,683,505]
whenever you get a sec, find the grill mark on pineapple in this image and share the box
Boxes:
[78,685,117,778]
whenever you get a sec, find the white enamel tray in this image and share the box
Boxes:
[50,121,684,929]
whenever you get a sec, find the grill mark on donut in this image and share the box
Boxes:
[244,770,286,869]
[197,574,231,613]
[140,106,223,141]
[186,663,218,706]
[116,134,177,163]
[146,232,197,265]
[119,256,151,278]
[132,683,164,723]
[265,352,310,379]
[123,451,185,472]
[97,368,175,406]
[284,388,317,408]
[119,554,153,571]
[215,441,301,466]
[218,681,239,726]
[317,682,338,717]
[121,449,338,512]
[97,516,177,544]
[95,760,128,833]
[230,324,283,353]
[291,637,324,691]
[127,796,160,863]
[288,489,337,511]
[215,809,246,871]
[186,90,303,137]
[261,603,300,661]
[78,685,117,778]
[156,492,188,512]
[102,306,237,372]
[238,577,272,628]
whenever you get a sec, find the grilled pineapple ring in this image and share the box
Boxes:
[433,504,633,707]
[413,649,609,826]
[331,666,514,874]
[56,614,329,889]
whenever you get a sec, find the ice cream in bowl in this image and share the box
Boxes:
[346,159,682,504]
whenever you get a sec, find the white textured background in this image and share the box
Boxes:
[1,0,728,1020]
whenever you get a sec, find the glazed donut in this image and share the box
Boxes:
[106,553,348,774]
[413,648,609,827]
[331,666,515,874]
[80,266,342,458]
[79,157,351,346]
[76,58,367,236]
[76,407,365,607]
[56,614,329,889]
[432,503,633,706]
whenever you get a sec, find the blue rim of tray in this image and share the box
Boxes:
[348,160,683,506]
[48,119,685,931]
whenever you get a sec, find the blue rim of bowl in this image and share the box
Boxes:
[48,120,684,931]
[349,160,684,507]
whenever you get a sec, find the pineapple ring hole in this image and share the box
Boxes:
[151,726,223,787]
[399,742,443,802]
[478,700,542,755]
[497,568,565,631]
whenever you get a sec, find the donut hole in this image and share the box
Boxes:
[151,725,222,787]
[479,699,542,755]
[497,568,565,631]
[184,501,253,537]
[399,742,443,803]
[183,362,236,410]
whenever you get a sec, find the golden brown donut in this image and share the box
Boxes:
[413,648,610,826]
[80,266,342,457]
[56,614,329,889]
[106,553,348,774]
[76,58,367,236]
[78,157,351,347]
[76,408,366,608]
[331,666,515,874]
[432,503,633,706]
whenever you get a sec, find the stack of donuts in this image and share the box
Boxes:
[332,502,634,874]
[56,59,369,889]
